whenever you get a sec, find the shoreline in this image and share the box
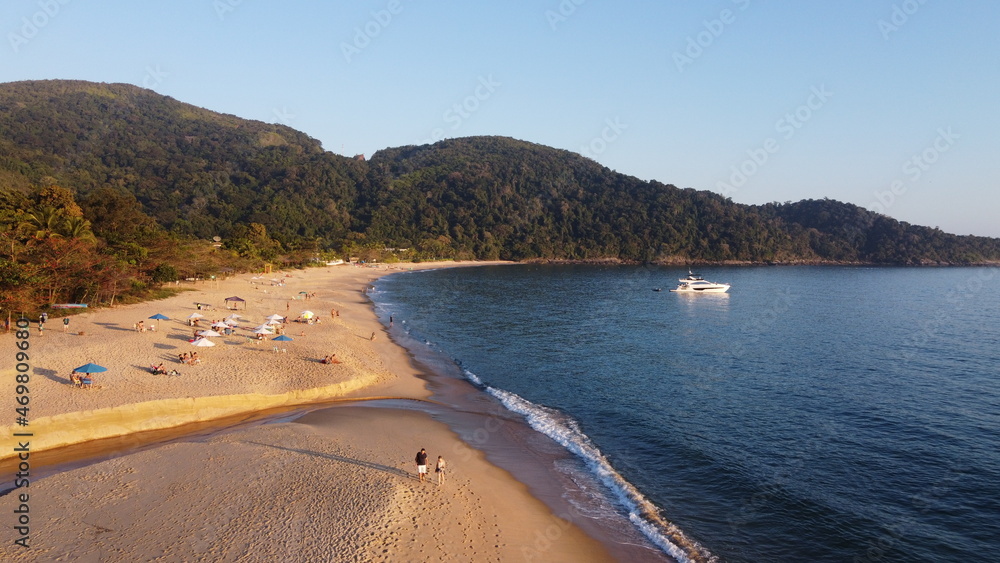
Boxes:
[0,261,619,561]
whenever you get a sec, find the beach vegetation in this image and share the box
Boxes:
[1,80,999,315]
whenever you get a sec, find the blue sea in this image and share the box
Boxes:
[371,265,1000,562]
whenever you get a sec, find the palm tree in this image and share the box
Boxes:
[60,215,97,244]
[23,206,64,240]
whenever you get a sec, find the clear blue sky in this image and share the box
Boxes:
[3,0,998,237]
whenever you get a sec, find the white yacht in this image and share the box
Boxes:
[669,271,731,293]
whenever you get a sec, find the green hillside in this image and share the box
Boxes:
[1,79,998,313]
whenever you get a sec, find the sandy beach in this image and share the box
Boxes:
[1,262,614,561]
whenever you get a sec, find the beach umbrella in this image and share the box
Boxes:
[265,314,284,321]
[272,335,294,342]
[186,313,204,320]
[226,313,242,320]
[191,338,216,347]
[74,363,107,373]
[211,321,229,328]
[148,313,170,321]
[224,318,239,326]
[266,319,283,325]
[300,310,314,319]
[197,329,222,337]
[252,325,274,334]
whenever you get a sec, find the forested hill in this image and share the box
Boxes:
[2,79,1000,266]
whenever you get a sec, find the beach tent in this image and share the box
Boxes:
[224,296,246,310]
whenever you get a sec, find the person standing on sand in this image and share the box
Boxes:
[415,448,428,482]
[63,317,70,332]
[370,331,376,341]
[435,456,446,485]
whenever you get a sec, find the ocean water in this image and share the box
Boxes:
[371,265,1000,562]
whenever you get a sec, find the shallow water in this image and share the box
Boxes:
[373,264,1000,562]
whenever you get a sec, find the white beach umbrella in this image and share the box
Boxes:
[186,313,204,320]
[211,321,229,328]
[251,325,274,334]
[224,318,239,326]
[191,338,216,347]
[266,319,283,325]
[225,313,242,320]
[265,314,284,321]
[197,330,222,337]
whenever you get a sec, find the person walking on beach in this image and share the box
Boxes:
[370,331,376,341]
[435,456,446,485]
[63,317,70,332]
[415,448,428,482]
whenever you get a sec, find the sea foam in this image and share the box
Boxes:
[463,369,716,563]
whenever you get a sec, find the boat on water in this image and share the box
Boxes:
[669,271,730,293]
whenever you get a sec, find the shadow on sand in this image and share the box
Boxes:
[244,441,417,481]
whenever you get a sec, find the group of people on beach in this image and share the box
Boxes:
[320,354,340,364]
[69,371,94,388]
[415,448,446,485]
[178,352,201,365]
[150,363,181,376]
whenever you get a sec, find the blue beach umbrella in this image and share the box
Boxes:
[74,363,107,373]
[272,335,294,342]
[148,313,170,320]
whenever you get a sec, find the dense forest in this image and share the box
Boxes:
[1,80,998,315]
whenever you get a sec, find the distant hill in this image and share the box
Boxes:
[2,79,999,265]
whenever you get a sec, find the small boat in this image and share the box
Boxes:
[669,271,730,293]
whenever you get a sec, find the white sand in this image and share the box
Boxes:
[0,263,614,561]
